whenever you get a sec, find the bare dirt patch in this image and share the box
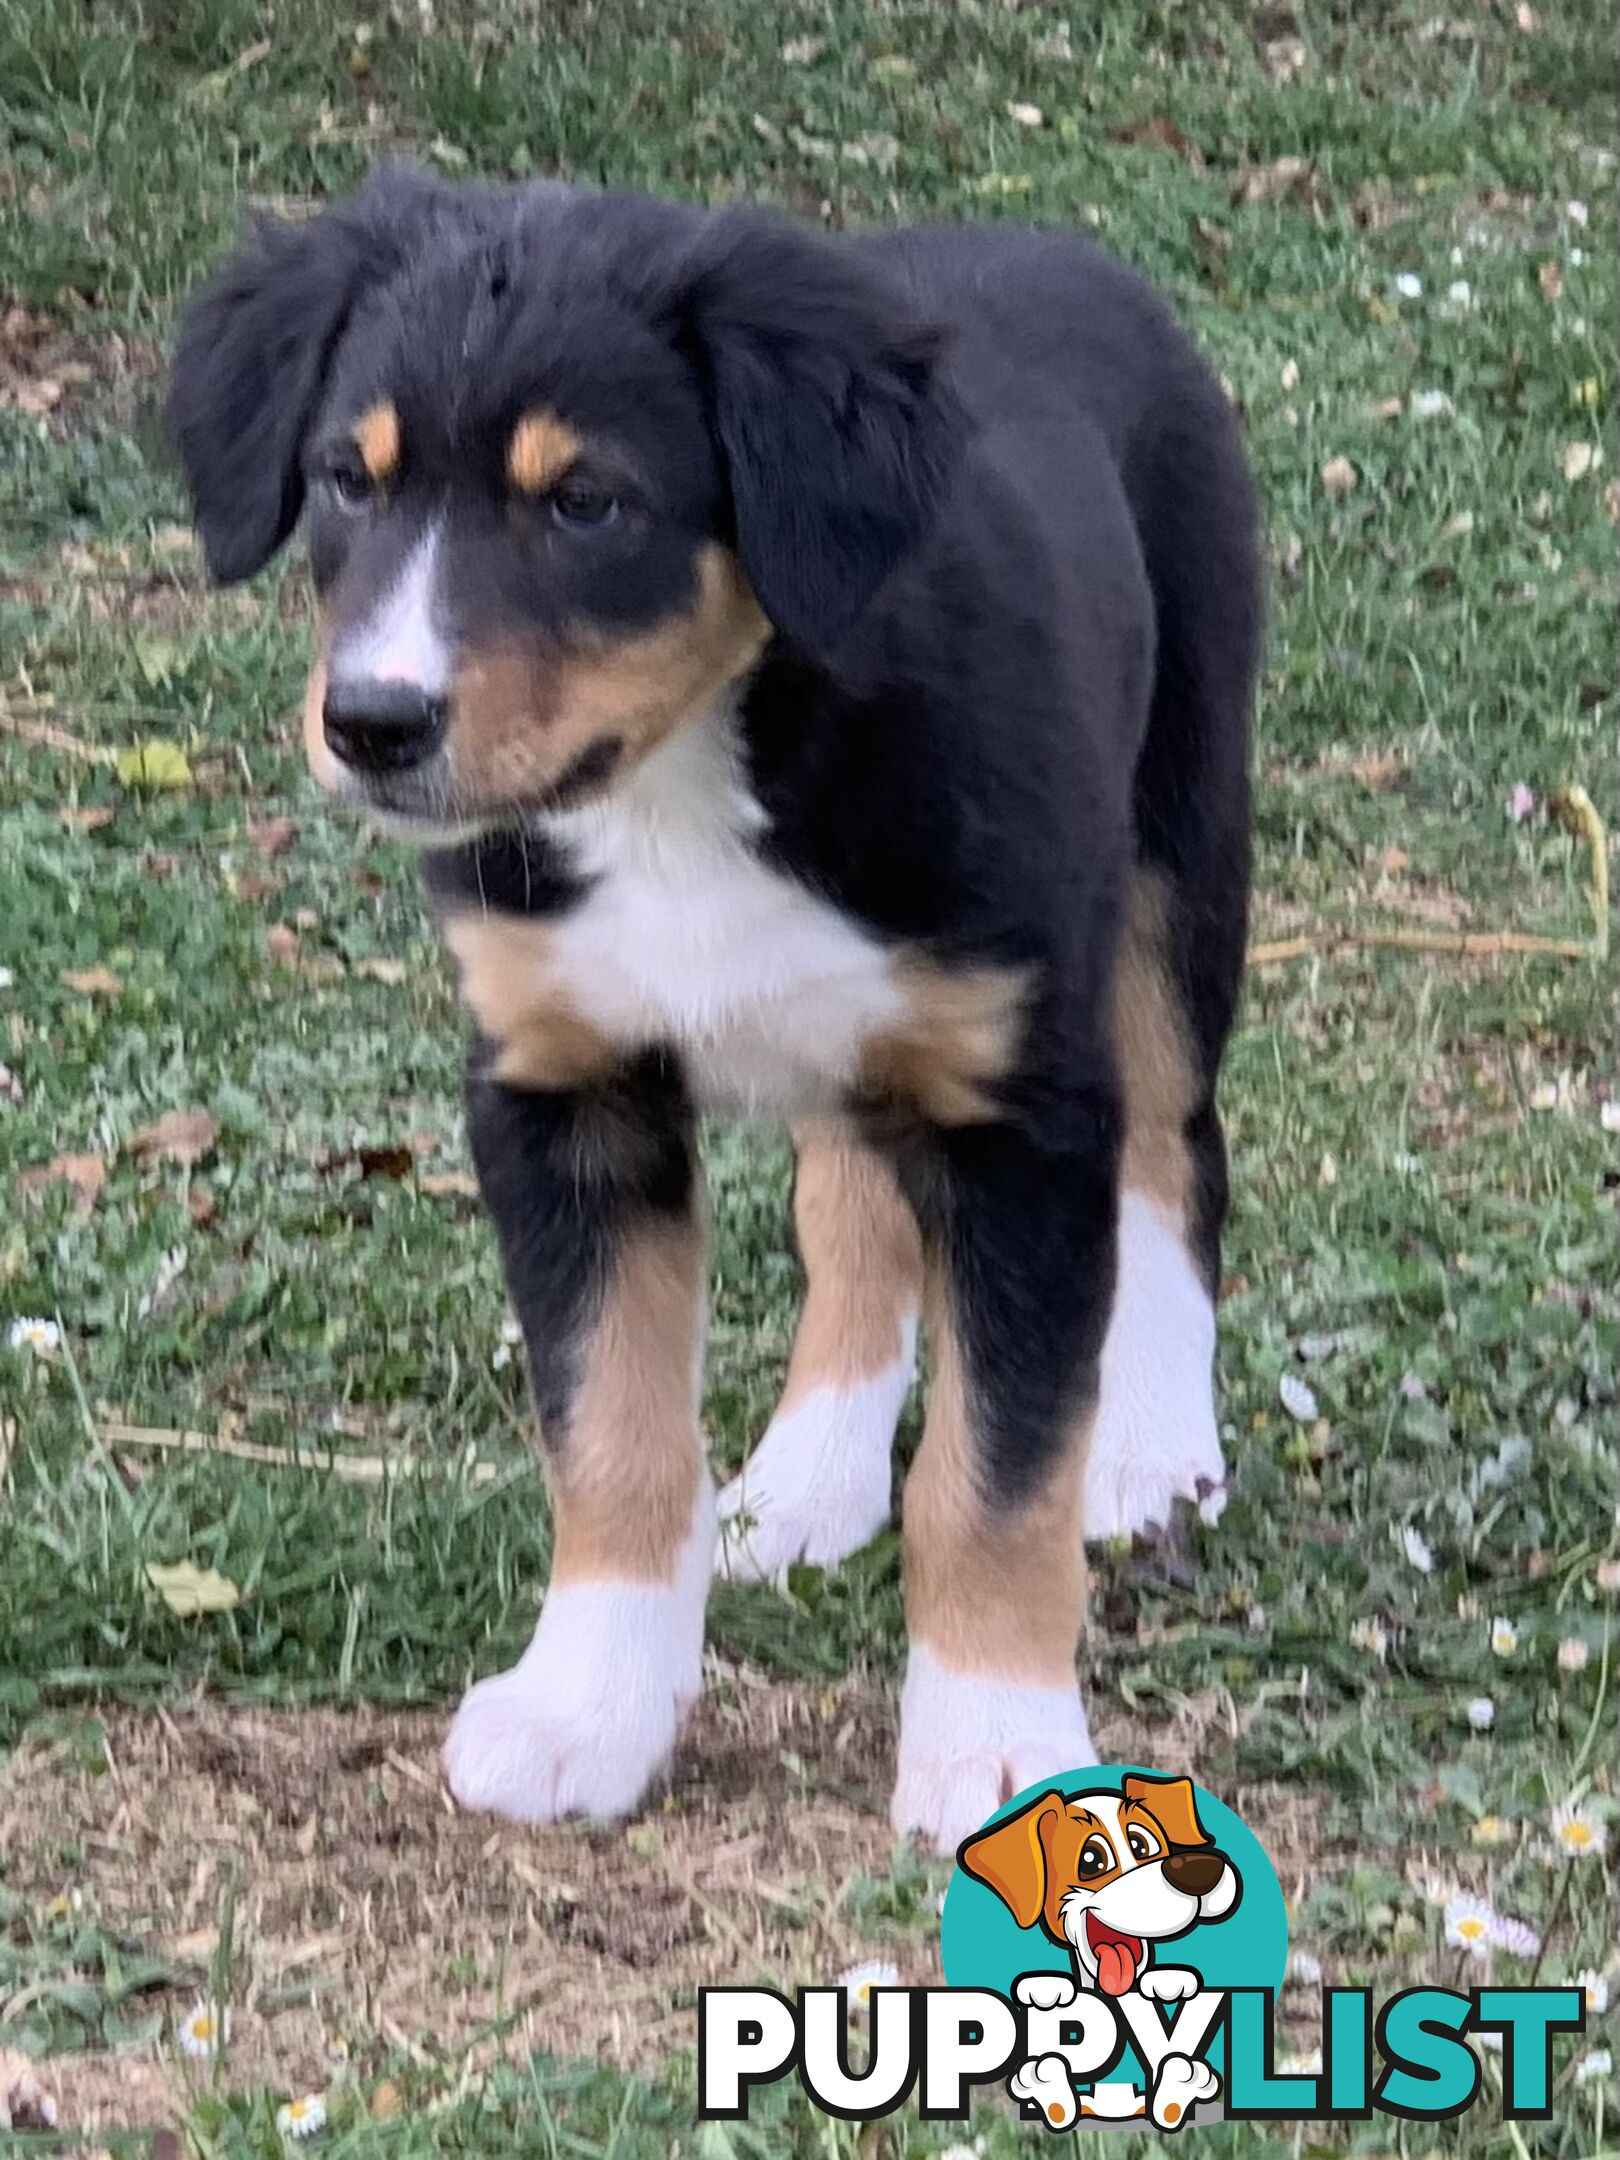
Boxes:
[3,1677,1333,2133]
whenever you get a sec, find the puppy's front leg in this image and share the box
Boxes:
[443,1046,712,1824]
[893,1116,1115,1854]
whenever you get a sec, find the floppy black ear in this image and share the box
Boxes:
[676,215,965,659]
[166,166,448,583]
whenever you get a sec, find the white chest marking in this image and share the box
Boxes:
[534,713,902,1115]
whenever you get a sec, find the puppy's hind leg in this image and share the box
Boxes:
[1085,872,1229,1545]
[717,1121,922,1584]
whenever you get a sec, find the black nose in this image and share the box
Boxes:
[323,679,448,774]
[1163,1849,1225,1897]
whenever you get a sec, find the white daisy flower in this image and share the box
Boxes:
[1598,1558,1620,1594]
[1466,1696,1495,1731]
[1550,1801,1608,1859]
[1575,1969,1609,2016]
[1566,200,1589,227]
[1471,1815,1513,1847]
[1400,1524,1436,1574]
[1446,279,1472,306]
[1570,247,1587,267]
[1489,1616,1519,1657]
[6,1316,61,1356]
[1576,2048,1613,2085]
[276,2094,328,2139]
[1349,1618,1389,1661]
[177,1999,230,2058]
[0,967,12,990]
[1410,388,1454,418]
[837,1959,901,2009]
[1558,1637,1590,1673]
[1394,272,1424,300]
[491,1316,522,1371]
[1444,1895,1494,1957]
[1488,1913,1541,1958]
[1288,1948,1324,1985]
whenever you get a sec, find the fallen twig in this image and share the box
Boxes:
[101,1420,503,1486]
[1249,926,1595,966]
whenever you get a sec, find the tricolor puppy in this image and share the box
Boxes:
[167,169,1259,1852]
[960,1775,1242,1994]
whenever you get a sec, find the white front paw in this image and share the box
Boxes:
[1085,1192,1225,1543]
[891,1647,1096,1855]
[1015,1973,1079,2011]
[716,1329,914,1584]
[444,1536,708,1824]
[1138,1965,1201,2003]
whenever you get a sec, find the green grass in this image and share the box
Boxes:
[2,0,1617,2151]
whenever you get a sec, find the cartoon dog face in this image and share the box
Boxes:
[958,1775,1241,1996]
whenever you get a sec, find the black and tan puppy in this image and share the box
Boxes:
[168,168,1259,1853]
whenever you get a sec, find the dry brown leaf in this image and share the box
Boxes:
[1369,395,1405,421]
[1233,154,1321,208]
[131,1107,218,1167]
[419,1169,479,1199]
[18,1150,107,1219]
[355,956,408,985]
[187,1184,218,1227]
[266,923,301,964]
[1320,455,1359,499]
[57,805,116,832]
[1109,115,1204,168]
[61,965,122,996]
[249,815,298,857]
[1538,258,1564,301]
[318,1144,415,1182]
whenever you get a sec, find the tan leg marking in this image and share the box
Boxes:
[903,1266,1090,1686]
[777,1121,923,1411]
[352,399,400,483]
[1114,868,1198,1222]
[547,1211,707,1589]
[507,410,582,496]
[441,913,619,1092]
[860,958,1031,1126]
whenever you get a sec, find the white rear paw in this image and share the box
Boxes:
[1086,1191,1225,1543]
[716,1325,914,1584]
[891,1647,1096,1855]
[1150,2053,1220,2130]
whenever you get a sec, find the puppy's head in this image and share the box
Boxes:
[168,172,964,836]
[958,1776,1242,1997]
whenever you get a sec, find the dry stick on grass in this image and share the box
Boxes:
[101,1420,505,1486]
[1250,782,1609,969]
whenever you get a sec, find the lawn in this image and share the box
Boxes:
[1,0,1616,2151]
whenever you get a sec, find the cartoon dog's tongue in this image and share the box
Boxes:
[1086,1913,1146,1996]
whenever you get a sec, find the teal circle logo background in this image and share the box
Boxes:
[940,1765,1288,2081]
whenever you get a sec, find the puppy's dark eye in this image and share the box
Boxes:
[324,462,373,512]
[549,481,621,533]
[1078,1837,1114,1877]
[1127,1828,1159,1862]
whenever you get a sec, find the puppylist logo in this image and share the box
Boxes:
[699,1766,1587,2128]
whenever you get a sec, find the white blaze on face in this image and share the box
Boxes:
[1008,2052,1078,2130]
[331,525,450,697]
[1150,2052,1220,2131]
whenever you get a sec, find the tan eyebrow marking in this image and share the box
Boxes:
[352,399,400,481]
[508,409,581,495]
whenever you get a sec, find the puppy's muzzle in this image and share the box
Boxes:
[323,678,448,775]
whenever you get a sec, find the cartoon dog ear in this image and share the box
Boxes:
[1123,1774,1213,1849]
[957,1791,1065,1931]
[167,164,448,583]
[671,212,966,662]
